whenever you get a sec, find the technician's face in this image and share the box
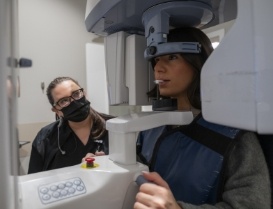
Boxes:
[153,54,195,99]
[51,80,82,116]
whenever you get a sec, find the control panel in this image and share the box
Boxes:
[38,177,86,204]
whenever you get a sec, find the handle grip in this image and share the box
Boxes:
[135,175,154,186]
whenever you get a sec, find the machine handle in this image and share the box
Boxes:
[135,175,154,186]
[19,58,32,67]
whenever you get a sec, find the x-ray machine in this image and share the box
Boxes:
[1,0,272,208]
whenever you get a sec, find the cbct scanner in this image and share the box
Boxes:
[1,0,273,209]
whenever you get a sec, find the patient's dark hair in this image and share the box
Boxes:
[148,27,214,109]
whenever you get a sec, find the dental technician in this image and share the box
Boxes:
[28,77,113,174]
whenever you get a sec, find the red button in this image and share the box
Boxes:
[85,157,95,168]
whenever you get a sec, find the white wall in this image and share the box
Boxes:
[18,0,100,124]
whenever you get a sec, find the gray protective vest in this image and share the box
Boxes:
[137,114,243,205]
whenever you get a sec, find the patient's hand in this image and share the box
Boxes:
[134,172,182,209]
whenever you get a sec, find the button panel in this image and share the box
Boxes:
[38,177,86,204]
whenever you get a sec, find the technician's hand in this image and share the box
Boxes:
[134,172,182,209]
[81,151,105,162]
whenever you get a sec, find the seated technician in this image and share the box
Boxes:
[28,77,113,174]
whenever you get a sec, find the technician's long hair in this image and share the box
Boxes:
[46,76,113,139]
[148,27,214,110]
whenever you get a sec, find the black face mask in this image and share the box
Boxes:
[61,96,90,122]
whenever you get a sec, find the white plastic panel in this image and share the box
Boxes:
[125,34,152,105]
[19,156,148,209]
[201,0,273,133]
[105,31,129,105]
[254,0,273,133]
[107,111,193,164]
